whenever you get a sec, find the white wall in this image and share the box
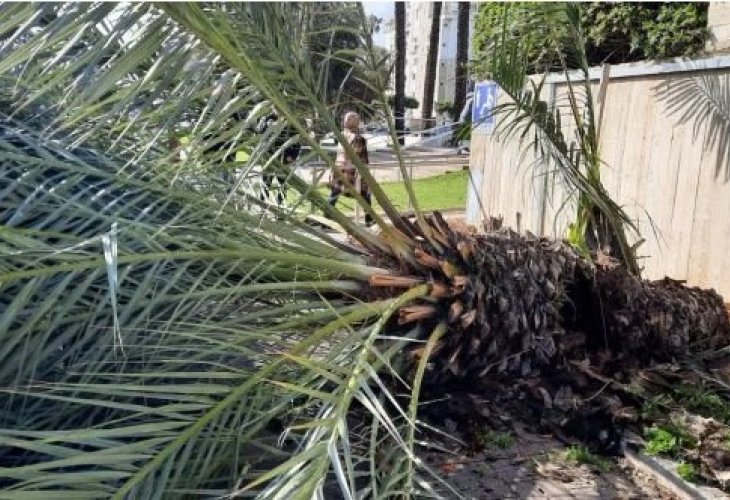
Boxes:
[708,2,730,53]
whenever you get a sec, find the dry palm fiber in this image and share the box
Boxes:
[367,212,730,453]
[371,214,730,386]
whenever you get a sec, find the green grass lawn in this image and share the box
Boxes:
[310,169,469,214]
[379,169,468,212]
[177,136,467,213]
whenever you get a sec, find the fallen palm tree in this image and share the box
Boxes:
[371,215,730,387]
[3,2,730,498]
[364,213,730,489]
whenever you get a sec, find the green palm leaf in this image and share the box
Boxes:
[0,2,456,497]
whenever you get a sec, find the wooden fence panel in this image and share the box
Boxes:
[469,61,730,298]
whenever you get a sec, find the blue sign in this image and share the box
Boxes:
[472,81,498,134]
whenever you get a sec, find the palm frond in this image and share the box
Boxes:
[0,2,457,497]
[0,3,386,241]
[163,2,439,250]
[477,2,640,274]
[0,119,434,497]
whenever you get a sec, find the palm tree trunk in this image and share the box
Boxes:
[385,215,730,391]
[421,2,442,128]
[453,2,470,122]
[394,2,406,145]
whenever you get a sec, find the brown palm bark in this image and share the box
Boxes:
[453,2,470,122]
[394,2,406,145]
[421,2,442,128]
[367,212,730,399]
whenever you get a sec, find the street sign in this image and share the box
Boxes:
[472,81,498,134]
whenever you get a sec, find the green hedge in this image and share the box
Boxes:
[472,2,709,76]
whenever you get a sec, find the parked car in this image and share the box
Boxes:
[364,123,387,134]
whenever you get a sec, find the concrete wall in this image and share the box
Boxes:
[708,2,730,53]
[467,55,730,298]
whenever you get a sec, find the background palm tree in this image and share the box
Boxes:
[394,2,406,144]
[421,2,442,128]
[453,2,471,123]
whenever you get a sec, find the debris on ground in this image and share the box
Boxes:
[425,429,678,499]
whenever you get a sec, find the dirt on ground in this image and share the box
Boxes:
[424,430,677,499]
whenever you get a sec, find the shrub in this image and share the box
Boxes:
[472,2,709,77]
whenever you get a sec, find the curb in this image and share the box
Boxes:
[624,450,729,500]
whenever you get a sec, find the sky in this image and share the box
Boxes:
[362,1,394,47]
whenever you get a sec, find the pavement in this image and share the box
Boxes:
[426,433,669,499]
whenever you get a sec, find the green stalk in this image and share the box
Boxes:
[405,321,446,496]
[2,248,386,283]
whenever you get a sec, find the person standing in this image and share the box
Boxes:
[327,111,374,226]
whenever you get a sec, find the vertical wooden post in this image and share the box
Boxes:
[538,83,557,237]
[596,64,612,141]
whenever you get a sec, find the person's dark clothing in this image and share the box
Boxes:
[328,131,373,226]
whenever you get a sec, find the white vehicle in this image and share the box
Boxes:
[319,133,337,147]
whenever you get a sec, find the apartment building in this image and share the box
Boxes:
[383,2,477,129]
